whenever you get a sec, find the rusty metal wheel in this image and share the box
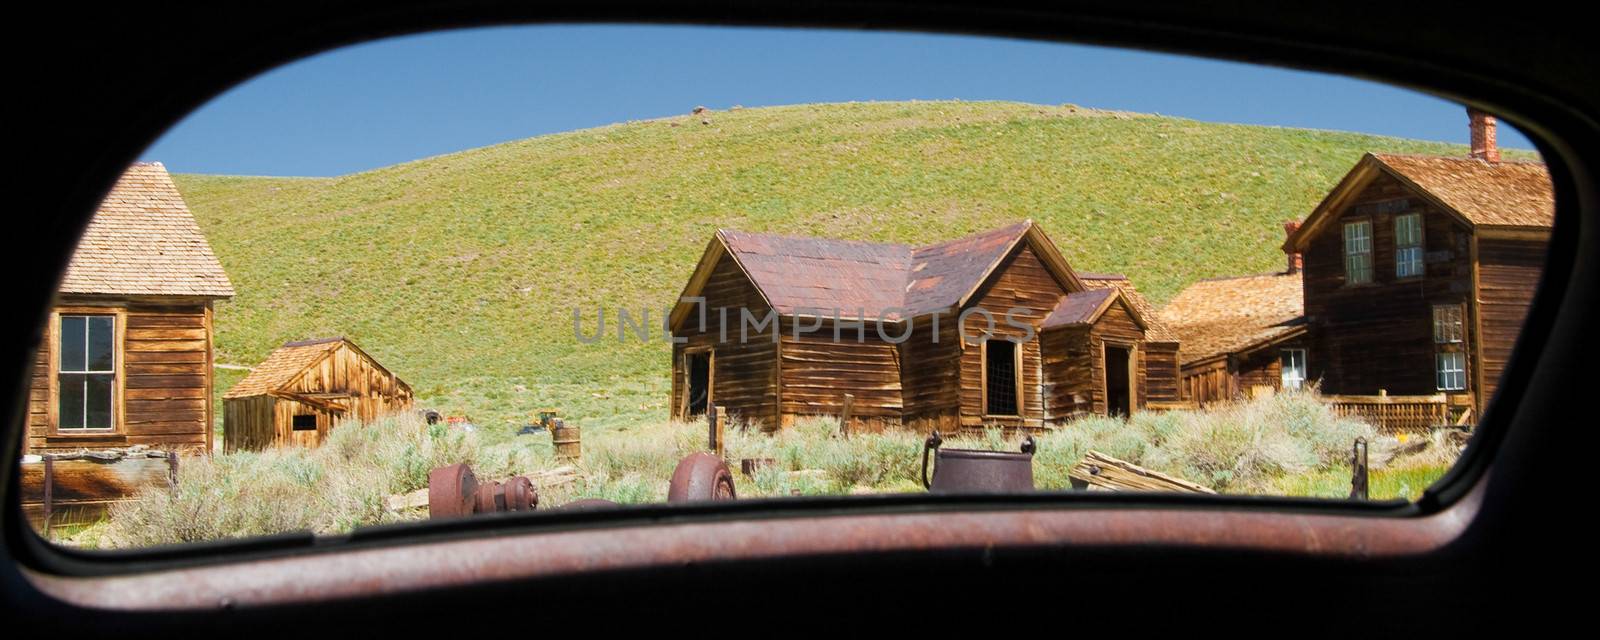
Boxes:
[428,463,478,519]
[503,476,537,511]
[667,452,737,503]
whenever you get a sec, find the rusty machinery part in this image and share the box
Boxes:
[475,481,507,514]
[427,463,478,519]
[667,452,737,502]
[560,498,619,510]
[503,476,538,511]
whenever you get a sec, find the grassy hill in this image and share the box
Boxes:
[175,100,1525,437]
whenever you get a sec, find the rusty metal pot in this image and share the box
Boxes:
[920,431,1036,493]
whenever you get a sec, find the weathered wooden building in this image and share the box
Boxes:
[1162,240,1308,405]
[223,337,413,450]
[1283,110,1553,419]
[24,162,234,455]
[667,221,1180,434]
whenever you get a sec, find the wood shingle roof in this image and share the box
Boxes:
[59,162,234,298]
[222,338,345,399]
[1287,152,1554,252]
[1160,271,1305,365]
[1371,153,1554,229]
[701,221,1055,323]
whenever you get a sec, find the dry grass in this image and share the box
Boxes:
[67,391,1455,549]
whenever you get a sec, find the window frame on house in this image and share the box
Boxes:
[1342,218,1374,285]
[981,337,1023,417]
[49,308,125,434]
[1433,303,1468,391]
[1436,351,1468,391]
[1279,348,1307,390]
[1394,212,1425,279]
[1433,304,1465,344]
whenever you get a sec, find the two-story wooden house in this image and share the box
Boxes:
[1283,111,1553,419]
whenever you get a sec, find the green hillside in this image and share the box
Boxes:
[175,100,1526,436]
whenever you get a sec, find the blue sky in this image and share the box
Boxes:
[143,24,1535,177]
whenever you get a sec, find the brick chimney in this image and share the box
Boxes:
[1283,220,1302,274]
[1469,108,1500,164]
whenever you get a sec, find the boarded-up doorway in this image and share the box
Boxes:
[686,351,712,418]
[1105,345,1133,416]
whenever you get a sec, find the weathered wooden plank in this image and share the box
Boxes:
[1068,451,1215,493]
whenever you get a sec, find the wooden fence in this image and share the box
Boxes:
[1323,392,1470,433]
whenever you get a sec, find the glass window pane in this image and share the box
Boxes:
[85,373,114,429]
[59,315,86,372]
[88,316,115,371]
[58,373,85,429]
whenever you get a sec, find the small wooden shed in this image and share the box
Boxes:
[222,337,412,450]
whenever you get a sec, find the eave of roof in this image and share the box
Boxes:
[1286,152,1554,252]
[670,220,1088,332]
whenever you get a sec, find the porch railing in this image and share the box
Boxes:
[1322,391,1472,433]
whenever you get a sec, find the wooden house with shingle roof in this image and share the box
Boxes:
[1162,268,1308,405]
[25,162,233,455]
[223,337,412,451]
[1283,110,1554,418]
[667,220,1180,433]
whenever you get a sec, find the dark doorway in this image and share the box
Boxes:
[985,339,1019,416]
[686,351,711,417]
[1105,345,1132,417]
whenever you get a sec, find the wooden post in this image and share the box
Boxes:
[166,451,180,488]
[840,393,855,438]
[707,405,724,457]
[41,455,54,535]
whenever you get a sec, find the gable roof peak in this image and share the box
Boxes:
[59,162,235,298]
[673,220,1084,329]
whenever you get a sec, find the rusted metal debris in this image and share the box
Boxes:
[426,451,739,519]
[668,452,738,502]
[428,463,479,519]
[920,431,1036,493]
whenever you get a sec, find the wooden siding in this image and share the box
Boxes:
[1041,326,1093,420]
[955,245,1065,430]
[781,319,902,432]
[26,300,213,455]
[277,342,413,423]
[899,310,962,434]
[670,254,781,429]
[1179,337,1308,406]
[1143,342,1181,405]
[1475,235,1547,410]
[1302,172,1475,397]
